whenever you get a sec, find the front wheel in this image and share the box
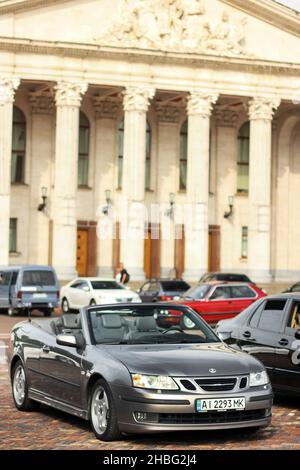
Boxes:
[89,379,120,441]
[61,297,70,313]
[12,361,39,411]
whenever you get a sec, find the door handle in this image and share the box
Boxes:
[42,345,50,353]
[243,331,251,338]
[278,339,289,347]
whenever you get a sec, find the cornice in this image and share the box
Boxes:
[222,0,300,38]
[0,0,72,14]
[0,35,300,76]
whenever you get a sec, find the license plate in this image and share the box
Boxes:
[196,397,246,412]
[32,293,47,298]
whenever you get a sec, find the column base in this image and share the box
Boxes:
[97,266,114,278]
[54,266,77,282]
[182,269,206,283]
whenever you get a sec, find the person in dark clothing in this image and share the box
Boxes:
[117,263,130,285]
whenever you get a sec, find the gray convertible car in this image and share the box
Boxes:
[9,304,273,441]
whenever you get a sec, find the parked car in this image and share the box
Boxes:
[200,272,255,284]
[9,303,273,441]
[0,265,59,317]
[282,282,300,293]
[176,282,266,325]
[60,278,141,312]
[138,279,190,302]
[215,294,300,396]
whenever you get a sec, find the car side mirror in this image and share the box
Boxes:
[56,334,77,348]
[217,331,231,341]
[295,329,300,340]
[82,286,90,292]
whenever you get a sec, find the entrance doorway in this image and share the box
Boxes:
[144,225,160,279]
[76,221,97,277]
[208,225,221,272]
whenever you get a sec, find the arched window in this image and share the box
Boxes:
[118,118,124,189]
[145,121,151,190]
[78,112,90,186]
[11,106,26,183]
[237,122,250,193]
[180,120,188,191]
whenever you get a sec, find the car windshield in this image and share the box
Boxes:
[22,270,56,286]
[88,306,220,345]
[160,281,190,292]
[182,285,211,300]
[91,281,125,290]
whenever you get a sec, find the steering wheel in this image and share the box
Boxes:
[162,326,184,334]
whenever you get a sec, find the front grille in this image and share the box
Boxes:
[158,409,267,425]
[195,378,237,392]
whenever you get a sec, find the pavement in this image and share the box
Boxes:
[0,312,299,450]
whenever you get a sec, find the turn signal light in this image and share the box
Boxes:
[17,291,22,300]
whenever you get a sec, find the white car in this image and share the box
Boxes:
[60,278,141,312]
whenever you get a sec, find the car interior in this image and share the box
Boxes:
[289,303,300,330]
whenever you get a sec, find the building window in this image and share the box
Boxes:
[180,120,188,191]
[241,226,248,259]
[118,118,124,189]
[78,112,90,186]
[237,122,250,193]
[9,218,17,253]
[11,106,26,184]
[145,121,151,190]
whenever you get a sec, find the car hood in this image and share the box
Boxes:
[98,343,263,376]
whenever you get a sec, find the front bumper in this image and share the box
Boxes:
[112,384,273,434]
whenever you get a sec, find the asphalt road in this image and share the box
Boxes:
[0,312,299,450]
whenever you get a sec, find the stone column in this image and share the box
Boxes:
[183,92,218,281]
[52,81,87,280]
[120,86,155,281]
[28,91,54,265]
[248,97,280,283]
[0,77,20,267]
[93,97,120,278]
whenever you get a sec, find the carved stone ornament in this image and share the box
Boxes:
[123,87,155,112]
[214,106,239,127]
[187,92,219,117]
[29,90,55,114]
[96,0,247,57]
[55,81,88,107]
[155,102,182,123]
[0,77,20,106]
[248,97,281,121]
[93,96,121,119]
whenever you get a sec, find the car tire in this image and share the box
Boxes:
[89,379,121,441]
[12,360,39,411]
[43,309,52,317]
[61,298,69,313]
[90,299,96,307]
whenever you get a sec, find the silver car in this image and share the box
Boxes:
[9,304,273,441]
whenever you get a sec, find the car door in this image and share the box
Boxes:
[39,329,83,408]
[229,284,258,313]
[68,280,90,309]
[237,298,288,381]
[203,286,235,323]
[0,271,11,309]
[273,299,300,393]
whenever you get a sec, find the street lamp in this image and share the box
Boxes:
[102,189,112,215]
[37,186,48,212]
[224,196,234,219]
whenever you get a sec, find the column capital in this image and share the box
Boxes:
[93,96,120,119]
[248,97,281,121]
[123,86,155,112]
[29,90,55,115]
[187,92,219,117]
[0,77,20,106]
[55,81,88,107]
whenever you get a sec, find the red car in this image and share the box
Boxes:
[176,282,266,325]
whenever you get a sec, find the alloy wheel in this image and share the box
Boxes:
[91,386,109,435]
[13,365,26,406]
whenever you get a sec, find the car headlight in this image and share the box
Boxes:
[249,371,269,387]
[131,374,179,390]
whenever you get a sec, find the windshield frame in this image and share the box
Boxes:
[86,304,220,346]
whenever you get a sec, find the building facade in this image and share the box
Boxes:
[1,0,300,282]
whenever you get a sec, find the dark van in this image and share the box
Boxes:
[0,265,59,316]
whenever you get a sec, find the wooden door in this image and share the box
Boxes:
[77,229,88,276]
[175,225,185,279]
[144,225,160,280]
[208,225,221,272]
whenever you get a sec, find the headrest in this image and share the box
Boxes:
[135,316,157,332]
[62,314,81,329]
[100,314,122,329]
